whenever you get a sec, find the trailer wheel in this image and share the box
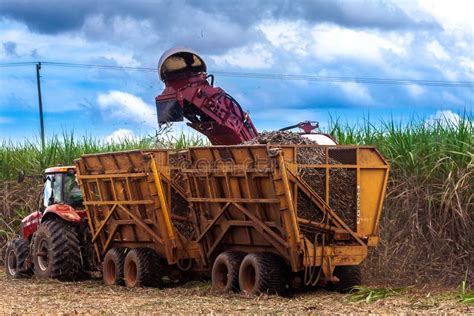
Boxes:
[4,238,32,278]
[103,248,126,286]
[32,219,81,280]
[123,248,160,288]
[331,265,362,293]
[239,253,288,295]
[211,251,245,292]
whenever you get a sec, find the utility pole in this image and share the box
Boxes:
[36,62,45,149]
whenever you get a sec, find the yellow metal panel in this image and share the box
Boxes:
[359,148,387,167]
[358,168,388,237]
[302,243,368,267]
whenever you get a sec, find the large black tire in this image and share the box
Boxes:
[4,238,32,278]
[330,265,362,293]
[32,219,81,280]
[211,251,245,292]
[102,248,126,286]
[238,253,288,295]
[123,248,160,288]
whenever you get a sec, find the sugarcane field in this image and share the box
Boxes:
[0,1,473,314]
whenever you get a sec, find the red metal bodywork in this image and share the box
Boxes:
[44,165,76,174]
[155,48,258,145]
[157,74,258,145]
[42,204,86,223]
[21,211,42,240]
[21,205,86,240]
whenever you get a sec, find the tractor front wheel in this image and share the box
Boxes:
[4,238,32,278]
[32,219,81,280]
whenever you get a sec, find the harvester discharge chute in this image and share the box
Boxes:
[155,47,258,145]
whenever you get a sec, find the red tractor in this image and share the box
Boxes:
[4,166,95,280]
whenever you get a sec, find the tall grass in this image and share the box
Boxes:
[0,130,206,181]
[329,114,473,285]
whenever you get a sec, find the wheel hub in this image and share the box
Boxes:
[37,239,50,271]
[104,260,116,284]
[241,264,256,293]
[125,260,138,287]
[7,249,17,276]
[214,263,229,289]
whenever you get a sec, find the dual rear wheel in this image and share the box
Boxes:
[102,247,160,288]
[212,252,288,295]
[211,252,362,295]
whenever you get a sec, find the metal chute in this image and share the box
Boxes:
[157,47,207,82]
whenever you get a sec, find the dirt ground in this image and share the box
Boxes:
[0,269,471,314]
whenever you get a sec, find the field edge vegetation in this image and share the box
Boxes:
[1,115,472,287]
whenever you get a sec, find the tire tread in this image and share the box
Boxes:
[33,219,81,280]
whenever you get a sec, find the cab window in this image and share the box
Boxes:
[43,177,53,208]
[64,173,83,207]
[43,174,63,207]
[52,174,63,203]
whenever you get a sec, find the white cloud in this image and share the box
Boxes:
[106,128,136,143]
[418,0,474,32]
[459,57,474,80]
[309,24,409,63]
[97,90,156,128]
[258,21,309,57]
[425,110,461,127]
[0,21,140,66]
[336,82,374,104]
[426,40,449,61]
[211,44,273,69]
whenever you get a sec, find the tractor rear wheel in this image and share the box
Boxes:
[330,265,362,293]
[211,251,245,292]
[32,219,81,280]
[238,253,288,295]
[103,248,126,286]
[123,248,160,288]
[4,238,32,278]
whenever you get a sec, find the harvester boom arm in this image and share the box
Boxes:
[155,47,258,145]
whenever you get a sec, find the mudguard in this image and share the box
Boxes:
[42,204,84,224]
[21,211,42,240]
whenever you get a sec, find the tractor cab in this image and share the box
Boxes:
[43,166,83,209]
[20,166,85,242]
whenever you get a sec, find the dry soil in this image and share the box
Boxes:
[0,269,471,314]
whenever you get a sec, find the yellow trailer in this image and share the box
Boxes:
[182,145,389,294]
[75,145,388,294]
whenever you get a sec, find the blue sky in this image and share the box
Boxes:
[0,0,472,142]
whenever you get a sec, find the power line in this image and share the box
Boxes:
[0,62,37,67]
[0,61,473,88]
